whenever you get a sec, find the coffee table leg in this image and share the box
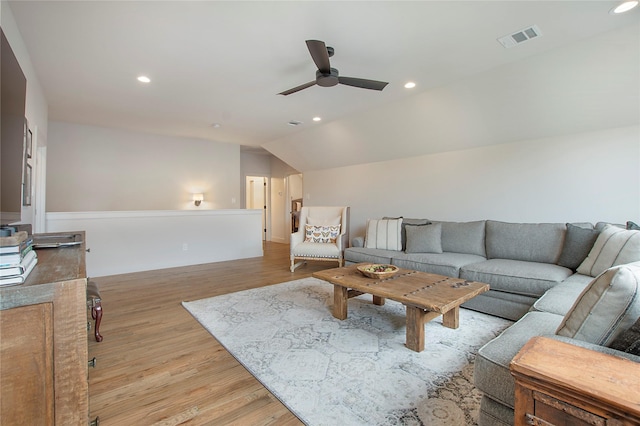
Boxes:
[443,306,460,329]
[373,295,385,306]
[406,307,441,352]
[333,285,348,320]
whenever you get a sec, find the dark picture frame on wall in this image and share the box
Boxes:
[23,163,32,206]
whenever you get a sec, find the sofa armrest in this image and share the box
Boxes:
[337,230,348,251]
[351,236,364,248]
[548,335,640,363]
[290,231,304,247]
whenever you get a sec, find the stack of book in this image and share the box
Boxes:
[0,231,38,286]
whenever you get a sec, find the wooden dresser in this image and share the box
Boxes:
[0,232,88,425]
[511,336,640,426]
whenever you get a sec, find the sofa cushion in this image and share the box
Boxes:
[438,220,486,257]
[461,259,573,298]
[291,242,340,258]
[365,219,402,251]
[344,247,394,265]
[557,223,599,271]
[383,217,431,251]
[556,262,640,346]
[475,311,563,408]
[304,224,340,243]
[391,252,485,278]
[530,273,593,316]
[463,290,536,321]
[485,221,565,263]
[577,224,640,277]
[405,223,442,253]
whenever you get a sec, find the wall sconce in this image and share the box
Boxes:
[193,193,204,206]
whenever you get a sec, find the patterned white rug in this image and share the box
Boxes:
[182,277,511,426]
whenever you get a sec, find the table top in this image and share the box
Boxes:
[313,264,489,312]
[511,336,640,418]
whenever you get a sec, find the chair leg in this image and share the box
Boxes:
[92,302,103,342]
[290,258,305,272]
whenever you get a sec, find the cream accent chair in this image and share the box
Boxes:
[290,206,350,272]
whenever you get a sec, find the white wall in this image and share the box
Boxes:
[303,126,640,237]
[47,122,241,212]
[46,209,263,277]
[2,1,49,229]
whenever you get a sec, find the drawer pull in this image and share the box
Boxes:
[89,416,100,426]
[88,357,97,368]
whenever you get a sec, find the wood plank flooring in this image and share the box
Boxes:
[88,242,330,425]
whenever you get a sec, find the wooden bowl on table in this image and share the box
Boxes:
[356,264,399,279]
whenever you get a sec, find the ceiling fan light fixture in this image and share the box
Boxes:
[610,0,638,14]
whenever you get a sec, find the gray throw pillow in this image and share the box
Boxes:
[608,316,640,355]
[557,223,599,271]
[383,217,431,251]
[405,223,443,254]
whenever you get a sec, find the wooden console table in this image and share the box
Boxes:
[511,336,640,426]
[0,232,89,425]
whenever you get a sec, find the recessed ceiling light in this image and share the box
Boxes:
[610,0,638,14]
[404,82,416,89]
[211,123,221,128]
[312,117,322,122]
[137,75,151,83]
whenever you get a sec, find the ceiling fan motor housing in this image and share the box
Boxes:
[316,68,339,87]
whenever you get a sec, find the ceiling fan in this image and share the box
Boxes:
[278,40,389,96]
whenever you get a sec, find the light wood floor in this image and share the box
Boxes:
[88,242,331,425]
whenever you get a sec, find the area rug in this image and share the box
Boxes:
[182,278,512,426]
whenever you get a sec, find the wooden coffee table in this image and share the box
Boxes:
[313,264,490,352]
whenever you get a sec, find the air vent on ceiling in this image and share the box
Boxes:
[497,25,542,48]
[288,120,303,126]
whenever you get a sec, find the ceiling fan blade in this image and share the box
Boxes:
[338,76,388,91]
[278,81,317,96]
[306,40,331,73]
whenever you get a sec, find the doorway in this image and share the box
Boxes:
[245,176,268,241]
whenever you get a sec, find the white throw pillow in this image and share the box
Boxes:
[577,224,640,277]
[365,219,403,251]
[556,262,640,346]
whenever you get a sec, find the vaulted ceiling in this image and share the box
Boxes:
[8,1,640,171]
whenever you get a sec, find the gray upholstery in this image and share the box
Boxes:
[392,252,485,278]
[343,247,395,265]
[462,290,535,321]
[438,220,487,257]
[485,220,565,263]
[478,394,515,426]
[461,259,573,298]
[530,273,592,316]
[405,223,442,253]
[475,312,563,408]
[383,217,431,251]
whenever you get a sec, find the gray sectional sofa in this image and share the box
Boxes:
[344,218,640,426]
